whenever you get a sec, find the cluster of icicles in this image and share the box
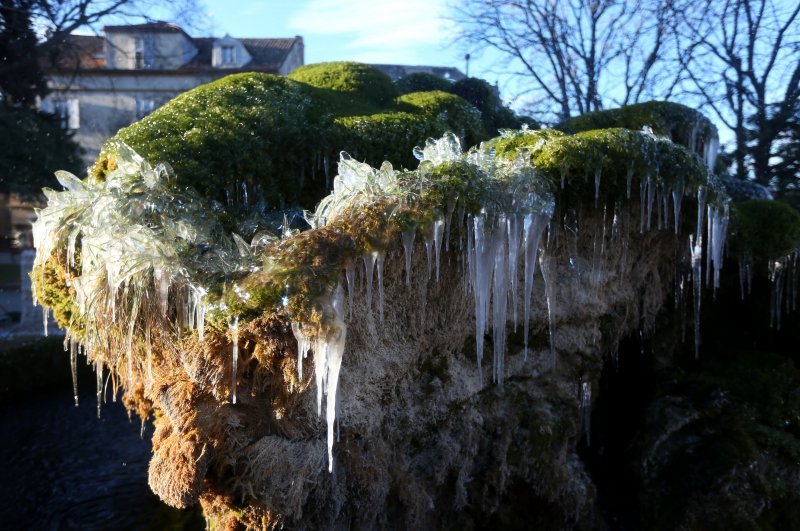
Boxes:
[32,128,734,475]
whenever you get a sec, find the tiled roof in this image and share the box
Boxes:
[41,34,105,70]
[104,21,185,33]
[43,29,301,73]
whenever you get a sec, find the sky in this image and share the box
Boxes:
[201,0,485,80]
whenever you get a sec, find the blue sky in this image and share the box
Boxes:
[201,0,487,80]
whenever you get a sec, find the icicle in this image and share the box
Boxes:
[695,187,707,247]
[154,267,170,316]
[345,262,355,319]
[96,359,103,419]
[523,213,548,359]
[690,235,703,359]
[710,204,729,295]
[363,252,376,320]
[313,339,328,416]
[402,229,415,287]
[492,216,508,388]
[539,248,557,369]
[672,181,684,235]
[703,135,720,171]
[324,284,347,473]
[706,205,713,287]
[433,217,444,282]
[507,215,522,329]
[291,321,309,381]
[769,258,786,330]
[145,322,153,385]
[594,167,603,208]
[470,214,493,385]
[230,317,239,404]
[424,234,433,281]
[376,252,385,322]
[444,198,457,252]
[69,337,78,407]
[646,176,655,231]
[639,179,647,234]
[580,380,592,446]
[625,163,634,199]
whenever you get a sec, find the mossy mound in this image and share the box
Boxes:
[729,200,800,263]
[93,65,486,214]
[559,101,717,152]
[395,72,453,95]
[288,61,397,105]
[396,91,484,146]
[490,127,713,208]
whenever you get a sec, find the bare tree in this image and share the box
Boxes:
[450,0,676,121]
[672,0,800,185]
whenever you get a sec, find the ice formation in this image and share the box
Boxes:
[32,122,733,478]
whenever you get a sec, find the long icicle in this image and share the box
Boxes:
[230,317,239,404]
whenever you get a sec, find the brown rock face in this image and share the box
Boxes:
[135,201,685,529]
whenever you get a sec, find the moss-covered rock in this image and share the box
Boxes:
[396,90,484,146]
[96,65,487,213]
[288,61,397,105]
[559,101,717,152]
[729,200,800,264]
[395,72,453,95]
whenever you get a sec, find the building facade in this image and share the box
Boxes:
[41,22,304,162]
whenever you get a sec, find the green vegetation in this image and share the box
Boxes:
[98,64,487,213]
[559,101,717,150]
[395,72,453,95]
[288,61,397,105]
[450,77,530,134]
[729,200,800,264]
[0,103,82,196]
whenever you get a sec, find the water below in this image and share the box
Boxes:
[0,352,204,530]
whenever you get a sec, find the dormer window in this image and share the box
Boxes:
[212,36,250,68]
[222,45,234,64]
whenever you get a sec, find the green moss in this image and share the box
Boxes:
[559,101,717,151]
[493,128,710,206]
[396,90,484,146]
[395,72,453,95]
[288,61,397,105]
[729,200,800,263]
[98,65,488,213]
[33,252,81,333]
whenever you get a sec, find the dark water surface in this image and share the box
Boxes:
[0,355,204,530]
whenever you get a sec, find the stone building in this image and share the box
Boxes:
[41,22,304,162]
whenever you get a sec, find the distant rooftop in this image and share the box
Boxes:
[370,64,466,82]
[42,23,303,74]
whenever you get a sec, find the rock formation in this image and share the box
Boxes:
[29,63,800,529]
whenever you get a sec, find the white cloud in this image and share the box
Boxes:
[289,0,457,64]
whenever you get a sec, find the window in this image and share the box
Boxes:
[51,99,80,130]
[134,37,146,69]
[222,45,235,64]
[135,98,156,120]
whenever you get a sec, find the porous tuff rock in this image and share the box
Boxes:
[139,200,685,529]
